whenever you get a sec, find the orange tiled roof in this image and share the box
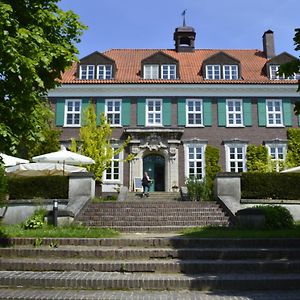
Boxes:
[61,49,297,84]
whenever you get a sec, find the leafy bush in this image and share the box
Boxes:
[255,205,294,229]
[241,173,300,200]
[22,209,47,230]
[8,176,68,199]
[205,145,222,198]
[286,128,300,168]
[186,177,211,201]
[246,144,272,173]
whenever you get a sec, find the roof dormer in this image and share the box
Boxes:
[78,51,116,80]
[267,52,300,80]
[202,52,241,80]
[141,52,179,80]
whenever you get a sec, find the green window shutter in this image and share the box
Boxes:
[55,99,65,127]
[243,98,252,127]
[203,98,212,126]
[283,99,292,127]
[96,98,105,125]
[163,98,172,126]
[177,98,186,126]
[257,98,266,127]
[121,98,131,126]
[137,98,146,126]
[81,98,90,126]
[217,98,226,127]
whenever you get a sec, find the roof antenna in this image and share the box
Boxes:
[181,9,187,27]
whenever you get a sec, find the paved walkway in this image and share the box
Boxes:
[1,289,300,300]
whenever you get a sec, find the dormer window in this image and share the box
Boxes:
[206,65,221,80]
[79,65,94,80]
[162,65,176,79]
[269,64,300,80]
[97,65,113,80]
[270,65,284,80]
[144,65,159,79]
[224,65,238,80]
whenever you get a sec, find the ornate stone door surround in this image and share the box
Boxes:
[125,128,184,192]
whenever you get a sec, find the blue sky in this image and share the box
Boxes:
[59,0,299,59]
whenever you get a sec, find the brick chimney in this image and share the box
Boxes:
[262,30,275,59]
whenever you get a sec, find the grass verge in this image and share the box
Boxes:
[181,223,300,238]
[0,224,120,239]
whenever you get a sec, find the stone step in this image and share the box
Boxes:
[3,237,300,248]
[1,271,300,291]
[2,258,300,274]
[1,288,299,300]
[2,247,300,260]
[82,220,228,227]
[78,216,227,222]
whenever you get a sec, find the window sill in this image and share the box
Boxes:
[266,125,285,128]
[63,125,81,128]
[226,125,245,128]
[185,125,205,128]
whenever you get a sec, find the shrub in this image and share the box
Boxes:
[186,177,211,201]
[8,176,68,199]
[205,145,222,198]
[255,205,294,229]
[22,209,47,230]
[246,144,272,173]
[241,173,300,200]
[286,128,300,168]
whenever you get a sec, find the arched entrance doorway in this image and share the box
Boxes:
[143,154,165,191]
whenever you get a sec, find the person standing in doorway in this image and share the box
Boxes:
[142,171,151,197]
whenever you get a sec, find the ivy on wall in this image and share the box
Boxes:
[286,128,300,168]
[246,144,272,173]
[205,145,222,192]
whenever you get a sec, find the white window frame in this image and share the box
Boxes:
[269,64,300,80]
[105,99,122,127]
[146,99,162,126]
[223,65,238,80]
[186,99,203,127]
[161,64,176,79]
[226,99,244,127]
[266,143,287,172]
[103,148,123,182]
[64,99,82,127]
[79,65,94,80]
[205,65,221,80]
[97,65,112,80]
[144,65,159,79]
[184,143,206,180]
[225,143,247,173]
[266,99,283,127]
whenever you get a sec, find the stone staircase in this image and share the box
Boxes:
[0,236,300,298]
[75,192,231,232]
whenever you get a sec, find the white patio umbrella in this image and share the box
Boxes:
[281,166,300,173]
[0,153,29,167]
[5,162,87,177]
[32,147,95,166]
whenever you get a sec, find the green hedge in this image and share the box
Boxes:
[8,176,68,200]
[241,173,300,200]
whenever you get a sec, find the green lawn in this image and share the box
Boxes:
[181,223,300,238]
[0,224,120,239]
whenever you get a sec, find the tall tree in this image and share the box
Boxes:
[0,0,86,154]
[71,103,134,182]
[279,28,300,113]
